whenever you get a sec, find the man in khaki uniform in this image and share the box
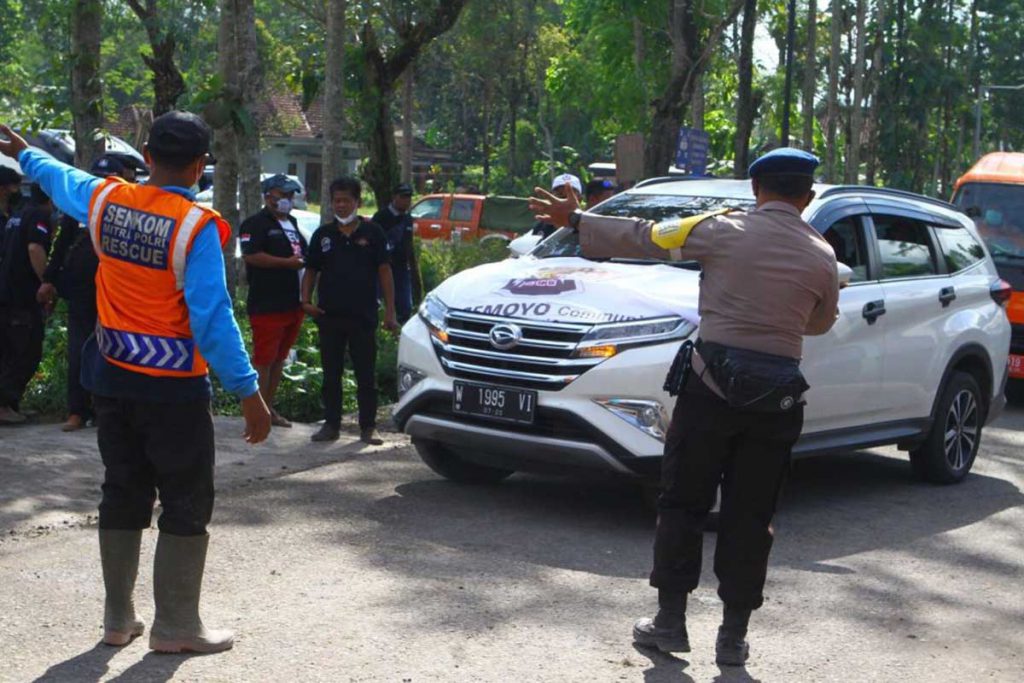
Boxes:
[530,148,839,666]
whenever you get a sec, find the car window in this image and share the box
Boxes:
[873,215,939,279]
[934,225,986,272]
[411,198,444,219]
[450,199,475,222]
[952,182,1024,263]
[822,216,869,282]
[532,192,755,261]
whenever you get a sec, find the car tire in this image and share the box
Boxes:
[413,438,514,484]
[909,371,984,484]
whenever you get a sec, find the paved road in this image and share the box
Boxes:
[0,406,1022,682]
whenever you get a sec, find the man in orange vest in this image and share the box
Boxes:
[0,112,271,654]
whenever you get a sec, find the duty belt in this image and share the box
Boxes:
[97,325,195,371]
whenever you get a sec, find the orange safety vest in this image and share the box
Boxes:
[87,178,231,378]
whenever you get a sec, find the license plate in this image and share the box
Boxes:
[1009,355,1024,379]
[452,381,537,424]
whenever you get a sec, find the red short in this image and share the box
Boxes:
[250,308,305,366]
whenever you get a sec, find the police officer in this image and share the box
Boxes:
[37,155,127,432]
[0,183,54,424]
[0,113,271,654]
[371,183,421,323]
[530,148,839,667]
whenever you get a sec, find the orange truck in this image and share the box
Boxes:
[408,193,535,243]
[952,152,1024,379]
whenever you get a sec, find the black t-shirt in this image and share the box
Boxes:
[371,206,414,271]
[240,208,308,315]
[305,218,389,327]
[0,205,53,308]
[43,214,98,305]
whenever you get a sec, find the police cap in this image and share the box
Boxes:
[90,154,128,178]
[147,111,212,165]
[748,147,820,178]
[261,173,302,195]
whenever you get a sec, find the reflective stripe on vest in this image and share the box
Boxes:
[88,181,122,250]
[97,325,196,371]
[172,206,207,290]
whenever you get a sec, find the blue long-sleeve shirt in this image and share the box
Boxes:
[18,148,258,400]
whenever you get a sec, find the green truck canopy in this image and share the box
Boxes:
[480,195,535,235]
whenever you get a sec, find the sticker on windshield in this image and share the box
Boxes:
[501,277,580,296]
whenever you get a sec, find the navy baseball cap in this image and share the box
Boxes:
[146,111,212,165]
[90,154,128,178]
[748,147,820,178]
[393,183,414,196]
[261,174,302,194]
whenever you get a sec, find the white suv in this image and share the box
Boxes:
[394,179,1011,486]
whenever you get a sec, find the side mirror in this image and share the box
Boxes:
[837,262,853,289]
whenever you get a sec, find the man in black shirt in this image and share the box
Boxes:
[240,174,307,428]
[301,176,398,444]
[37,156,123,431]
[0,184,53,424]
[0,166,21,230]
[371,183,421,323]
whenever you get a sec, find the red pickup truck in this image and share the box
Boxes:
[409,193,535,242]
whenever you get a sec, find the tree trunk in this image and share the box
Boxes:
[846,0,866,183]
[482,80,492,193]
[235,0,262,221]
[801,0,817,151]
[321,0,347,223]
[402,68,414,185]
[826,0,842,182]
[865,0,886,185]
[734,0,757,178]
[127,1,186,116]
[357,1,470,209]
[691,74,705,130]
[213,0,240,293]
[644,0,745,178]
[70,0,103,170]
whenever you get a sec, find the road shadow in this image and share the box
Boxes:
[105,652,187,683]
[31,642,118,682]
[631,644,696,683]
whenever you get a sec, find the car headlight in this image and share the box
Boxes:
[595,399,670,441]
[419,293,449,343]
[397,365,426,398]
[575,317,696,358]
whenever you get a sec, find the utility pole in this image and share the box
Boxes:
[781,0,798,146]
[974,83,1024,160]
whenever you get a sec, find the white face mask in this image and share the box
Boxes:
[335,211,358,225]
[275,198,293,215]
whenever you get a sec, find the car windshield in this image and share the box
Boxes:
[532,192,756,261]
[952,182,1024,261]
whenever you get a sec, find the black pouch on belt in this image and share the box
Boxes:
[663,339,695,397]
[697,340,809,412]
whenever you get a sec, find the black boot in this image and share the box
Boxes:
[715,604,751,666]
[311,423,340,442]
[632,590,690,653]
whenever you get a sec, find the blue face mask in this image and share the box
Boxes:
[275,198,293,215]
[985,209,1004,226]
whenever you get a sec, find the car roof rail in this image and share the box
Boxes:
[819,185,959,212]
[634,175,707,189]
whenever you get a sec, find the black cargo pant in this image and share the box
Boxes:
[651,379,803,611]
[317,315,377,429]
[66,299,97,419]
[94,396,215,536]
[0,305,44,410]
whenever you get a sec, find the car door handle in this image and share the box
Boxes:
[862,300,886,324]
[939,286,957,307]
[429,223,441,230]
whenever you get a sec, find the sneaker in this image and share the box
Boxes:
[715,627,750,666]
[359,428,383,445]
[311,424,340,442]
[632,616,690,653]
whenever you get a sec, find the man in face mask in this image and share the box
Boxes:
[239,174,308,428]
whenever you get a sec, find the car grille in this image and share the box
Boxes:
[433,310,601,391]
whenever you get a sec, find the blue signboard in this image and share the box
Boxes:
[675,127,710,175]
